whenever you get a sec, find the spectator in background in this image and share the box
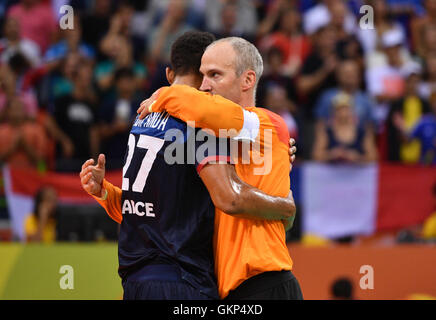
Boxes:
[393,91,436,165]
[98,1,135,61]
[329,0,355,41]
[258,7,311,77]
[44,14,95,64]
[211,1,252,41]
[7,0,57,54]
[146,0,206,31]
[0,97,48,168]
[0,16,41,67]
[303,0,356,36]
[298,24,339,120]
[81,0,113,60]
[257,0,292,39]
[297,24,339,158]
[98,68,144,169]
[419,55,436,99]
[312,92,377,163]
[146,0,192,93]
[53,60,99,171]
[24,186,57,243]
[96,2,145,94]
[315,59,375,130]
[205,0,257,40]
[0,47,41,119]
[387,67,430,163]
[411,0,436,58]
[147,0,192,66]
[416,24,436,61]
[365,29,420,128]
[421,182,436,241]
[256,46,298,139]
[0,64,15,120]
[97,34,146,94]
[43,51,82,106]
[330,1,364,66]
[330,277,355,300]
[357,0,408,57]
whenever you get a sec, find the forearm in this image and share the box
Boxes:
[44,115,70,143]
[297,69,329,95]
[151,85,245,136]
[21,142,42,165]
[150,30,168,62]
[232,184,296,220]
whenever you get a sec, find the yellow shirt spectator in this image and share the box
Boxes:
[24,213,56,243]
[422,212,436,240]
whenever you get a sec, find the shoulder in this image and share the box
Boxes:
[255,108,290,145]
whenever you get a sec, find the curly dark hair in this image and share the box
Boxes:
[170,31,216,76]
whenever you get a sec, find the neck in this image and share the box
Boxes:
[172,74,201,88]
[238,92,256,108]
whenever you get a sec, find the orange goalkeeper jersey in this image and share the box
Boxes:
[150,85,293,298]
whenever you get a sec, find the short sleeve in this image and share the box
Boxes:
[232,108,260,142]
[194,129,231,174]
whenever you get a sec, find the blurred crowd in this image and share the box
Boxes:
[0,0,435,172]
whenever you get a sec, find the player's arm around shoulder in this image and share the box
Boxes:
[138,85,252,137]
[80,154,123,224]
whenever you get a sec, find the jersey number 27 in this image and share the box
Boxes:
[122,134,165,192]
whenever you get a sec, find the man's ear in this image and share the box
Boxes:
[166,67,175,84]
[241,70,256,92]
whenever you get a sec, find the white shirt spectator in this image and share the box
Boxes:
[205,0,257,37]
[303,2,357,35]
[0,38,41,67]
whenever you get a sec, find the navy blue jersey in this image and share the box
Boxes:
[118,111,228,299]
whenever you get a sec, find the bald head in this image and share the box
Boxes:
[200,37,263,105]
[210,37,263,87]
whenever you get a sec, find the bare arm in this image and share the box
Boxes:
[43,114,74,157]
[312,122,330,162]
[361,126,378,163]
[297,56,337,95]
[199,163,295,220]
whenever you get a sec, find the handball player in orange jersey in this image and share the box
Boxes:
[138,37,303,300]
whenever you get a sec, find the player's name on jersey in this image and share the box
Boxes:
[133,111,170,131]
[122,199,155,217]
